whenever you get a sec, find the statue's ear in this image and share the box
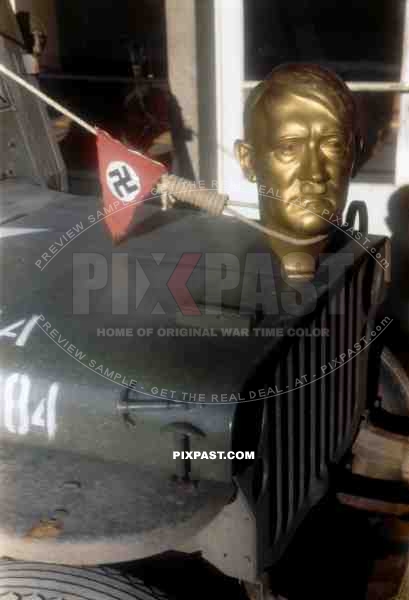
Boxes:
[234,140,257,182]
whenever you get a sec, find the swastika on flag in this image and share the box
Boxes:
[106,161,141,203]
[97,128,167,240]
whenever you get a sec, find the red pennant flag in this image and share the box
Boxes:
[96,128,168,241]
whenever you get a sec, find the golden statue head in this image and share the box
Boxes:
[235,63,362,279]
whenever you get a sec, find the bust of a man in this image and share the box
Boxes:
[235,63,361,280]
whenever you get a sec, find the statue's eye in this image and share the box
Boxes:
[321,136,344,153]
[275,140,302,160]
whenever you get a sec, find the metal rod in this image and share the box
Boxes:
[117,400,187,410]
[228,200,259,209]
[38,73,168,87]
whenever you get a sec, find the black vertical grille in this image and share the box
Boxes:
[266,263,369,552]
[234,237,388,572]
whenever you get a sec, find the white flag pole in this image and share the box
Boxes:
[0,63,97,136]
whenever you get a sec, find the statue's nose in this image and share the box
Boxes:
[299,144,329,187]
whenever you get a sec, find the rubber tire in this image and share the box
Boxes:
[0,560,170,600]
